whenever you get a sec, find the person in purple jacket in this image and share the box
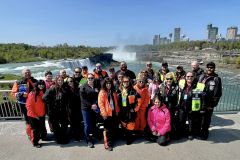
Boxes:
[147,95,171,146]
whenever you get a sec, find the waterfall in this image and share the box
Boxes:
[0,58,94,79]
[109,46,136,61]
[59,58,93,71]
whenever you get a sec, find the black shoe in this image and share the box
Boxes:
[33,144,42,148]
[41,136,49,141]
[200,134,209,140]
[88,142,94,148]
[108,146,113,151]
[126,139,133,145]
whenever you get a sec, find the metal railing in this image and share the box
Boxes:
[0,76,240,120]
[0,80,23,120]
[215,80,240,113]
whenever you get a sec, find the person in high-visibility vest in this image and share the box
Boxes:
[178,72,205,140]
[117,76,141,145]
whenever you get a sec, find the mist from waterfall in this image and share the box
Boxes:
[109,45,136,62]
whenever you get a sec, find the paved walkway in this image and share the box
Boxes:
[1,113,240,160]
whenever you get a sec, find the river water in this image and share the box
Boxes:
[0,51,239,112]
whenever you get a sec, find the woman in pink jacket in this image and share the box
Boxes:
[147,95,171,146]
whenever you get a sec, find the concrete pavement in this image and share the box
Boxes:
[0,113,240,160]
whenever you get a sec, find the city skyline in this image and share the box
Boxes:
[0,0,240,47]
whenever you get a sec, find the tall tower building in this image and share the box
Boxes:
[174,28,181,42]
[226,26,238,40]
[207,24,218,41]
[153,35,160,45]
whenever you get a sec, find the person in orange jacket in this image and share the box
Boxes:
[94,63,109,82]
[11,68,37,140]
[117,76,141,145]
[26,80,47,148]
[133,77,150,134]
[98,78,120,151]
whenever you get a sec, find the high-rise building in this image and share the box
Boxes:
[226,26,238,40]
[207,24,218,42]
[174,28,181,42]
[153,35,160,45]
[153,34,170,45]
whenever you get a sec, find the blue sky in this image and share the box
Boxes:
[0,0,240,46]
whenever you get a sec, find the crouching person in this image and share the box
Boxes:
[147,95,171,146]
[26,80,47,148]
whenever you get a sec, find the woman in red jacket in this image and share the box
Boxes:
[26,80,47,148]
[98,78,120,151]
[147,95,171,146]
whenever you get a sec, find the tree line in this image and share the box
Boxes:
[0,43,113,64]
[125,41,240,52]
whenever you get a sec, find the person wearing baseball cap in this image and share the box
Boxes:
[198,61,222,140]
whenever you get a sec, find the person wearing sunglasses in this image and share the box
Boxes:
[73,67,83,85]
[67,77,83,141]
[26,80,47,148]
[117,76,141,145]
[156,72,179,139]
[98,78,120,151]
[198,62,222,140]
[114,71,124,91]
[94,63,108,82]
[80,73,100,148]
[178,72,205,140]
[133,77,150,135]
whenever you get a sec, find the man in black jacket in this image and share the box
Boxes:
[198,62,222,140]
[192,61,204,81]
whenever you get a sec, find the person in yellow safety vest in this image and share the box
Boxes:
[117,76,141,145]
[177,72,205,140]
[157,62,176,83]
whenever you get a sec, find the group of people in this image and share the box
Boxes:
[11,60,222,151]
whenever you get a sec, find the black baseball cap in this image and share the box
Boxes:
[162,62,168,67]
